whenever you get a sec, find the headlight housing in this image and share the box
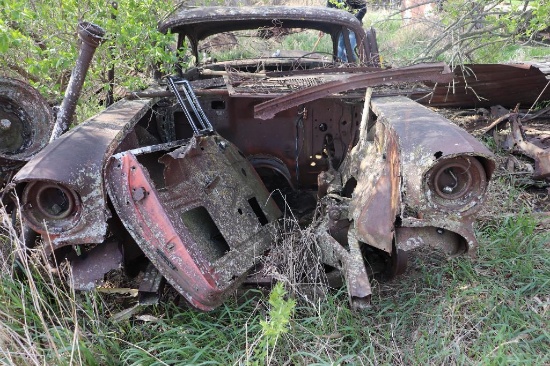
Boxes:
[22,181,81,233]
[425,156,488,213]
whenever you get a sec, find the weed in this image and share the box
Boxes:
[247,282,295,365]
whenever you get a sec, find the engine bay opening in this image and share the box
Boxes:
[255,166,317,220]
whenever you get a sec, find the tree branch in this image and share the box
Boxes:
[5,62,40,83]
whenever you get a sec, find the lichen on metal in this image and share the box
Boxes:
[105,134,281,310]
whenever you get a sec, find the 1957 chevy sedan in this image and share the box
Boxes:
[10,5,494,310]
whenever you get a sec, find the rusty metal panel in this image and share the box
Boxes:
[160,6,366,40]
[254,63,453,119]
[194,95,359,188]
[370,96,495,252]
[413,63,550,108]
[71,241,123,291]
[396,216,478,254]
[105,134,281,310]
[315,221,372,309]
[265,66,383,78]
[14,97,154,247]
[348,122,401,254]
[138,263,166,305]
[395,226,467,255]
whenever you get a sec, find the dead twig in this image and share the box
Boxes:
[522,106,550,122]
[526,80,550,116]
[481,113,511,134]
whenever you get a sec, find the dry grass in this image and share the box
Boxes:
[0,203,122,365]
[262,210,330,307]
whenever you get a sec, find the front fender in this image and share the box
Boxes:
[14,98,154,248]
[349,96,495,255]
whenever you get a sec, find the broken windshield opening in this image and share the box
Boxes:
[197,28,334,65]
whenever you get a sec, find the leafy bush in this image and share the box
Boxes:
[370,0,549,66]
[0,0,178,119]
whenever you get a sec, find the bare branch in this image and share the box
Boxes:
[6,21,48,51]
[4,62,40,83]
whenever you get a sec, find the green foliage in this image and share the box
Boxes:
[423,0,549,64]
[250,282,296,365]
[102,0,179,89]
[526,0,550,36]
[371,1,550,66]
[261,282,296,346]
[0,0,178,120]
[328,0,349,11]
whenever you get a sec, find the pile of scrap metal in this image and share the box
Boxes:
[482,105,550,181]
[1,6,499,311]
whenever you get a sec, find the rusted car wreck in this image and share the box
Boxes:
[2,6,495,311]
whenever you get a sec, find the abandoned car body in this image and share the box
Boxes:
[8,6,495,310]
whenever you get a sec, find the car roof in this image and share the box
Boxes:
[158,5,366,40]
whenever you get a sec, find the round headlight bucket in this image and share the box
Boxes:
[22,181,81,233]
[425,156,488,213]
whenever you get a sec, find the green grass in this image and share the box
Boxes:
[475,43,550,63]
[1,206,548,365]
[279,30,333,55]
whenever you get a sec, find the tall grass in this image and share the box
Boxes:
[0,205,122,365]
[1,199,548,365]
